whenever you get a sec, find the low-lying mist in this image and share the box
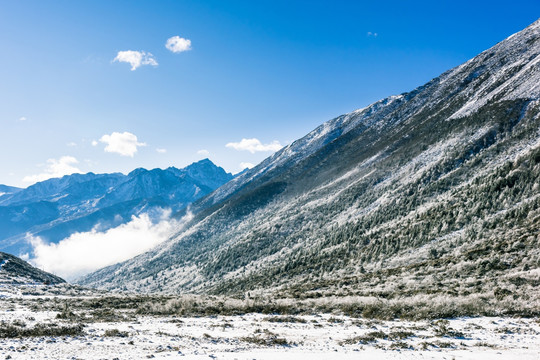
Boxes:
[26,208,192,281]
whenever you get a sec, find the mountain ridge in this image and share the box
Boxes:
[0,159,233,255]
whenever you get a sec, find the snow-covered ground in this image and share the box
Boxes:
[0,288,538,359]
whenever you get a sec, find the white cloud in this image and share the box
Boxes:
[67,142,77,147]
[367,31,378,37]
[239,162,255,170]
[22,156,81,184]
[99,131,146,157]
[27,209,192,280]
[91,140,98,146]
[18,116,27,122]
[113,50,158,71]
[197,149,210,155]
[165,36,192,53]
[156,148,167,153]
[226,138,283,153]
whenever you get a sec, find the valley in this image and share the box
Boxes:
[0,284,539,359]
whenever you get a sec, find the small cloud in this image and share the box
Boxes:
[113,50,158,71]
[197,149,210,155]
[67,142,77,147]
[99,131,146,157]
[367,31,378,37]
[91,140,98,146]
[226,138,282,154]
[165,36,192,53]
[18,116,27,122]
[156,148,167,153]
[23,156,82,184]
[239,162,255,170]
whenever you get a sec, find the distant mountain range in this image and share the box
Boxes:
[0,159,232,255]
[0,185,21,197]
[80,17,540,308]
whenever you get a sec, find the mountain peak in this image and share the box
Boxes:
[180,158,233,190]
[193,158,213,165]
[127,168,148,177]
[184,158,222,171]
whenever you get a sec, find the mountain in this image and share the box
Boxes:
[80,19,540,307]
[0,185,21,197]
[0,251,65,285]
[0,159,233,255]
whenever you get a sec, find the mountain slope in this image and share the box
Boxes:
[0,185,21,197]
[80,19,540,306]
[0,159,232,255]
[0,251,65,285]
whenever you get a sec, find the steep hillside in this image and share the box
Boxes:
[0,159,232,255]
[81,20,540,311]
[0,251,65,285]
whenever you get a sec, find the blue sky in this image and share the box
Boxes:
[1,0,539,187]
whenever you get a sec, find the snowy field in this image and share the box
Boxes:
[0,286,539,359]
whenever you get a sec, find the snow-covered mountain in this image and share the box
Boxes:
[81,19,540,306]
[0,159,232,255]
